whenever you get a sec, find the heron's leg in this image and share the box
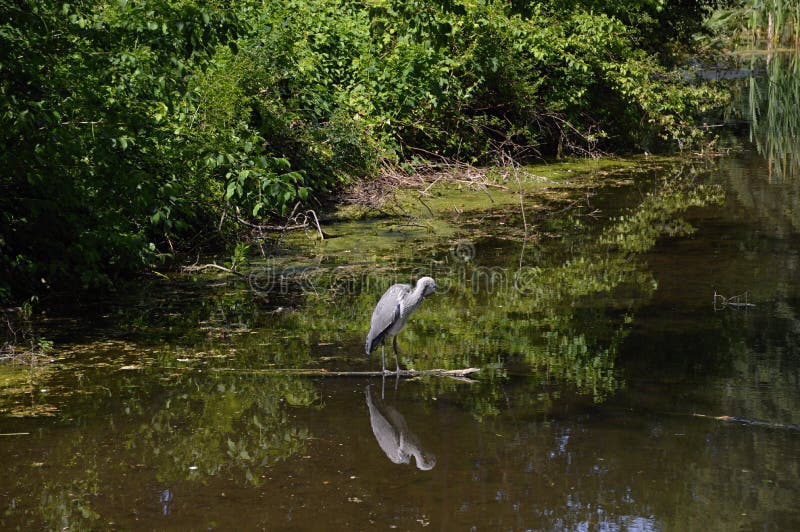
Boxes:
[392,336,401,374]
[381,343,387,374]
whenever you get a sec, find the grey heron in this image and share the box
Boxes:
[365,276,437,374]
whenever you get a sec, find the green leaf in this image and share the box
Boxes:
[225,181,237,200]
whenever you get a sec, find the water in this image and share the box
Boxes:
[3,66,800,529]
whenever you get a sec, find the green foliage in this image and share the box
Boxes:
[0,0,728,301]
[228,241,251,271]
[1,296,53,361]
[235,0,727,161]
[0,0,246,296]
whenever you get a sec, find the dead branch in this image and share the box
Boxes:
[208,367,481,380]
[234,215,310,232]
[306,209,325,240]
[181,263,244,276]
[692,412,800,431]
[713,291,756,311]
[342,159,504,210]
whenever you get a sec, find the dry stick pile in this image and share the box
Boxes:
[344,159,511,215]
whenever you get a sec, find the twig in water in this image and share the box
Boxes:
[181,263,244,276]
[692,412,800,431]
[416,195,435,217]
[208,367,481,381]
[713,291,756,311]
[306,209,325,240]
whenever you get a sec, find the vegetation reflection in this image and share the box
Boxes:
[0,160,726,531]
[744,52,800,182]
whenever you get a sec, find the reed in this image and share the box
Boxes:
[744,0,800,47]
[747,52,800,181]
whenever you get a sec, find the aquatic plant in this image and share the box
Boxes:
[707,0,800,47]
[747,53,800,181]
[745,0,800,46]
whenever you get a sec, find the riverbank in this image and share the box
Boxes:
[0,153,703,360]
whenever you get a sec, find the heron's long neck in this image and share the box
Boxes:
[404,283,428,313]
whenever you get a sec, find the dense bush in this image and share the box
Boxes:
[0,0,727,302]
[1,1,247,297]
[237,0,728,161]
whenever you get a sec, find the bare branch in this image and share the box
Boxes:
[181,263,244,276]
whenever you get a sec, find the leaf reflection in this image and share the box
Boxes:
[128,374,317,486]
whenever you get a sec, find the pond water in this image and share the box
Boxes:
[3,57,800,530]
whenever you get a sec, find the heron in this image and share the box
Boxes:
[365,276,437,374]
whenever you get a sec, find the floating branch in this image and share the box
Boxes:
[119,365,481,382]
[181,263,244,276]
[607,406,800,433]
[692,412,800,432]
[713,291,756,311]
[208,367,481,381]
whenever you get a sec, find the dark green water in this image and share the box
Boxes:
[3,55,800,529]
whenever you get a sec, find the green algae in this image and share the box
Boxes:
[292,156,676,261]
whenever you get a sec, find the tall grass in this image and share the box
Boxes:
[745,0,800,47]
[746,53,800,181]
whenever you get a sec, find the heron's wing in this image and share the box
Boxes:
[366,283,411,353]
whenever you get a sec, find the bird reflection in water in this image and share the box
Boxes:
[365,385,436,470]
[160,488,173,516]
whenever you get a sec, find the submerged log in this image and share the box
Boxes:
[208,367,481,380]
[692,412,800,431]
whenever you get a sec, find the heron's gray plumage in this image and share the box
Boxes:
[365,276,436,373]
[365,283,410,355]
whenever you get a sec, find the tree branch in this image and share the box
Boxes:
[208,367,481,380]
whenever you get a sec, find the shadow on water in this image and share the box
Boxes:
[3,59,800,526]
